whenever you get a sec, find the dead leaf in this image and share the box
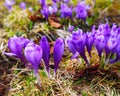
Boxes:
[48,16,62,28]
[26,9,45,22]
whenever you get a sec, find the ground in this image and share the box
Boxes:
[0,0,120,96]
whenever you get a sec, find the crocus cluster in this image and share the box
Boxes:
[6,36,64,77]
[5,23,120,86]
[93,23,120,63]
[4,0,33,11]
[67,23,120,65]
[39,0,89,20]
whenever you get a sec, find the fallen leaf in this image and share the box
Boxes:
[48,16,62,28]
[26,9,45,22]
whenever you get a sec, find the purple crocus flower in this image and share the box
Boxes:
[105,37,117,58]
[41,6,50,19]
[94,34,105,58]
[74,1,88,20]
[39,0,46,7]
[53,38,64,75]
[72,29,86,45]
[40,36,50,76]
[5,36,30,61]
[48,3,58,14]
[24,42,43,75]
[73,35,89,65]
[103,23,111,38]
[68,29,89,65]
[60,3,72,18]
[110,24,118,37]
[86,32,94,57]
[4,0,15,11]
[97,23,111,38]
[19,2,26,9]
[67,39,79,59]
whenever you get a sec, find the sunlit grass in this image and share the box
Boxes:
[0,0,120,96]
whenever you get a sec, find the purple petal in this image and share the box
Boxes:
[94,35,105,58]
[48,3,58,14]
[105,37,117,58]
[67,40,78,59]
[40,36,50,74]
[86,33,94,57]
[8,36,30,60]
[39,0,46,7]
[68,25,74,32]
[19,2,26,9]
[60,3,72,18]
[74,40,89,64]
[63,0,69,3]
[4,0,15,11]
[71,52,79,59]
[41,6,50,19]
[25,42,43,74]
[74,1,88,20]
[53,38,64,75]
[52,0,57,3]
[8,37,22,59]
[4,52,17,56]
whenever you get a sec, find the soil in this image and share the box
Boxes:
[0,56,21,96]
[72,64,120,94]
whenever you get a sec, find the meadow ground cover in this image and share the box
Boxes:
[0,0,120,96]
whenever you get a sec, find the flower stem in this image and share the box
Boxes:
[34,70,41,87]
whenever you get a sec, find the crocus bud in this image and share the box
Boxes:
[86,32,94,57]
[60,3,72,18]
[24,42,43,75]
[94,34,105,59]
[40,36,50,76]
[41,6,50,19]
[19,2,26,9]
[53,38,64,75]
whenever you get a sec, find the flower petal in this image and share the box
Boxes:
[40,36,50,74]
[53,38,64,75]
[25,42,43,74]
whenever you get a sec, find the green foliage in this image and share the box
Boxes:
[3,9,30,37]
[28,21,33,30]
